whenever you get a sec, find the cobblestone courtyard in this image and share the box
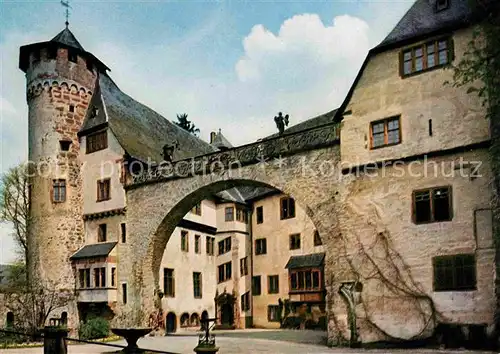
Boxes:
[4,330,496,354]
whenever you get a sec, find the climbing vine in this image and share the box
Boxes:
[327,183,439,346]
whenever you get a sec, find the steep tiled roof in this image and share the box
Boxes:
[50,27,85,51]
[334,0,481,122]
[70,242,117,260]
[80,74,218,162]
[376,0,474,50]
[285,253,325,269]
[211,129,233,150]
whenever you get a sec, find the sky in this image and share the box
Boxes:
[0,0,415,263]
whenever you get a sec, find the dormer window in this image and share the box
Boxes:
[435,0,449,12]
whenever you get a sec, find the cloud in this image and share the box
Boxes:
[236,14,369,86]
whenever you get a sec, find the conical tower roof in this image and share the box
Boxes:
[50,27,85,51]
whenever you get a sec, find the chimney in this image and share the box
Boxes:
[210,131,217,144]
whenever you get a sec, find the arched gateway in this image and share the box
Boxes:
[121,123,351,337]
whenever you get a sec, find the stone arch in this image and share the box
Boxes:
[190,313,200,327]
[180,313,190,328]
[124,145,343,328]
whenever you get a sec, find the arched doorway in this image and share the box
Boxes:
[221,303,234,326]
[166,312,176,334]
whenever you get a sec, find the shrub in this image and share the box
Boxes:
[78,317,109,340]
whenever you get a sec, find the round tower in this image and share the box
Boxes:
[18,25,108,323]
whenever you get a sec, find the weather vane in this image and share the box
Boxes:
[60,0,71,28]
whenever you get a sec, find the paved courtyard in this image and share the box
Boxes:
[3,330,496,353]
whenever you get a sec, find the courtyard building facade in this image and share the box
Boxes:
[1,0,497,349]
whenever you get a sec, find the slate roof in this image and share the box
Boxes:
[211,129,233,150]
[80,74,218,163]
[334,0,482,122]
[70,242,117,260]
[285,252,325,269]
[216,186,278,204]
[375,0,475,51]
[51,27,85,51]
[262,109,338,141]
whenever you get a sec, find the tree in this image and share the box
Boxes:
[4,280,73,334]
[0,163,30,264]
[174,113,200,137]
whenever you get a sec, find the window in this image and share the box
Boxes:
[121,223,126,243]
[86,130,108,154]
[433,254,476,291]
[122,283,127,304]
[435,0,449,12]
[289,234,301,250]
[252,276,261,296]
[193,272,202,298]
[164,268,175,297]
[181,231,189,252]
[97,179,111,202]
[370,116,401,149]
[268,305,281,322]
[314,230,322,246]
[413,186,452,224]
[86,59,93,72]
[236,207,248,223]
[206,236,215,255]
[98,224,107,242]
[401,37,452,77]
[47,47,57,60]
[68,49,77,63]
[240,257,248,276]
[94,267,106,288]
[79,268,91,288]
[191,202,202,216]
[218,237,231,255]
[218,262,232,283]
[225,207,234,221]
[59,140,71,151]
[256,206,263,224]
[268,275,279,294]
[280,197,295,220]
[195,235,201,254]
[241,292,250,312]
[111,267,116,287]
[255,238,267,255]
[32,50,40,63]
[52,179,66,203]
[290,269,322,292]
[69,104,75,113]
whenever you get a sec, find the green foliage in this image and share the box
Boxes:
[174,113,200,136]
[78,317,110,340]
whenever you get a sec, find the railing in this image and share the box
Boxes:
[0,327,180,354]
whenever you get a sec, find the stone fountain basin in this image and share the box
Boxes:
[111,327,152,349]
